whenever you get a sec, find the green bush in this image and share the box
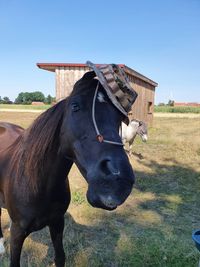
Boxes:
[154,106,200,113]
[15,91,45,104]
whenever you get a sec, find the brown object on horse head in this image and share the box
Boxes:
[86,61,138,124]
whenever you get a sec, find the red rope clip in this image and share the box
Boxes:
[97,135,104,143]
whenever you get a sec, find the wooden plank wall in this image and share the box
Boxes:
[127,74,155,125]
[56,66,89,101]
[55,67,155,125]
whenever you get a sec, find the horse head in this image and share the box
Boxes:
[60,70,136,210]
[137,121,148,142]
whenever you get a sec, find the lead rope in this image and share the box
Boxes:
[92,82,124,146]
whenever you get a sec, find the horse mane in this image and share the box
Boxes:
[8,72,97,194]
[8,99,68,193]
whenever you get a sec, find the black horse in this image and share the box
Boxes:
[0,70,136,266]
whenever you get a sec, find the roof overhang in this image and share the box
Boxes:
[122,65,158,87]
[37,63,158,87]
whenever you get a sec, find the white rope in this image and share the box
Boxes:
[92,82,101,136]
[92,82,123,146]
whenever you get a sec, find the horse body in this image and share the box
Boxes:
[121,119,148,154]
[0,70,136,267]
[0,122,24,151]
[0,123,24,254]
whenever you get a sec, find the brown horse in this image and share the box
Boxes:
[0,123,24,254]
[0,70,137,267]
[0,122,24,151]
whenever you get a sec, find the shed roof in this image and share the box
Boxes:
[37,63,158,87]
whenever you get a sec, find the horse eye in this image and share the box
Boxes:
[71,102,80,112]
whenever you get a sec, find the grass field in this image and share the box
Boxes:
[0,112,200,267]
[1,104,200,114]
[154,105,200,113]
[0,104,50,110]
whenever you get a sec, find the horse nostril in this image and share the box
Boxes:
[100,159,120,176]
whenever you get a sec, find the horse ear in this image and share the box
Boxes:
[81,71,96,81]
[123,117,129,125]
[139,121,143,126]
[73,71,96,93]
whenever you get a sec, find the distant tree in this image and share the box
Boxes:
[15,91,45,104]
[167,100,174,106]
[2,96,12,104]
[3,96,9,103]
[0,96,2,104]
[31,91,45,102]
[158,102,165,106]
[15,92,30,104]
[44,94,55,104]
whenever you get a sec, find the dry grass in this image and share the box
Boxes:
[0,112,200,266]
[0,104,50,110]
[154,113,200,118]
[0,111,39,128]
[154,106,200,113]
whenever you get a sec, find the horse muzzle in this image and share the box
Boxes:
[86,171,134,211]
[86,193,119,210]
[141,134,148,142]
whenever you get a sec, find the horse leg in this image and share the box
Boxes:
[128,142,133,156]
[9,218,12,231]
[10,222,27,267]
[49,215,65,267]
[0,208,5,254]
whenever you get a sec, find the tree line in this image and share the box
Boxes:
[0,91,55,104]
[157,100,175,106]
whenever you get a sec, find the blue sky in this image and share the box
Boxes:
[0,0,199,104]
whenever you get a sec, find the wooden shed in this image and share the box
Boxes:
[37,63,158,125]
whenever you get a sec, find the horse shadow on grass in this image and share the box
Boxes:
[134,157,200,226]
[25,212,121,267]
[132,158,200,266]
[2,158,200,267]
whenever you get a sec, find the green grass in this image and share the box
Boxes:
[0,104,50,110]
[0,113,200,266]
[71,191,86,205]
[154,105,200,113]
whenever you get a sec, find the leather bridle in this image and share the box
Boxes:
[87,61,138,146]
[92,82,124,146]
